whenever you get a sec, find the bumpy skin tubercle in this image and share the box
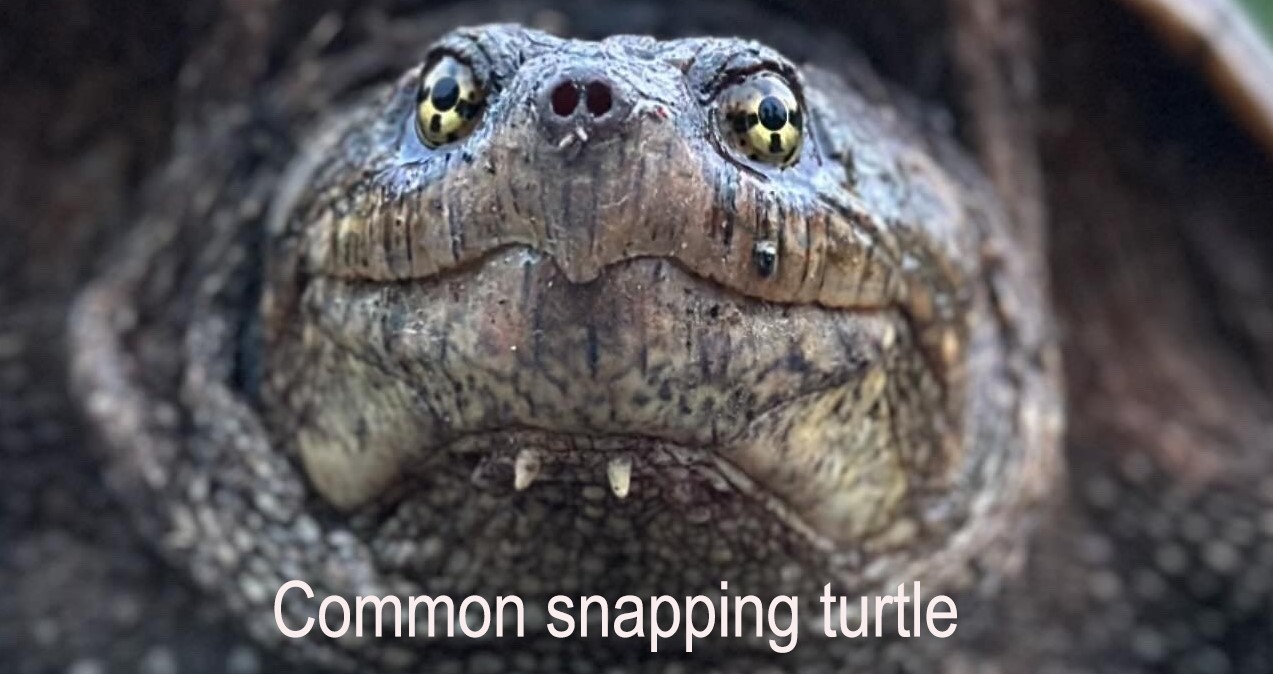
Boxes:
[68,18,1060,674]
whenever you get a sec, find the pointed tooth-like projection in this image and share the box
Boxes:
[514,449,542,491]
[607,456,632,499]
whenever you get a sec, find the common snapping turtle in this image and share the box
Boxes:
[3,0,1273,672]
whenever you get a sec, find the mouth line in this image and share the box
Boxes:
[312,242,898,315]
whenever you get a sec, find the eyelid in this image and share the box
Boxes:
[421,50,484,85]
[421,34,500,91]
[703,59,802,101]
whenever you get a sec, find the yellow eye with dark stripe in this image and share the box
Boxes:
[416,56,486,148]
[719,73,804,168]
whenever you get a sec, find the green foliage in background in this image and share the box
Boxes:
[1243,0,1273,37]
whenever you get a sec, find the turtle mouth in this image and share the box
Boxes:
[443,428,778,506]
[434,426,834,545]
[270,246,917,544]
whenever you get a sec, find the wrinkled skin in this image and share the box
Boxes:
[263,24,1052,546]
[3,0,1273,673]
[66,14,1059,670]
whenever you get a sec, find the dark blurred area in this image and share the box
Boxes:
[0,0,199,304]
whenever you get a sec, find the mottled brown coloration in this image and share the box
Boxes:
[262,26,1045,554]
[3,0,1273,672]
[65,14,1059,669]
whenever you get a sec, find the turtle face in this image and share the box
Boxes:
[260,24,1043,597]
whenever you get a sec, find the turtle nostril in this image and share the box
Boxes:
[585,81,613,117]
[537,73,627,142]
[551,82,580,117]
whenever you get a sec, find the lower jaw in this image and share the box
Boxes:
[351,426,845,601]
[389,364,916,551]
[432,428,819,537]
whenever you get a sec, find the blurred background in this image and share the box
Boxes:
[1247,0,1273,33]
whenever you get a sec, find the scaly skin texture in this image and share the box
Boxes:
[4,0,1273,672]
[65,10,1060,672]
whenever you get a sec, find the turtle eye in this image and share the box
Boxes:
[718,73,804,168]
[416,56,486,148]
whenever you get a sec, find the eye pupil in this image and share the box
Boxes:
[431,77,461,112]
[757,96,788,131]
